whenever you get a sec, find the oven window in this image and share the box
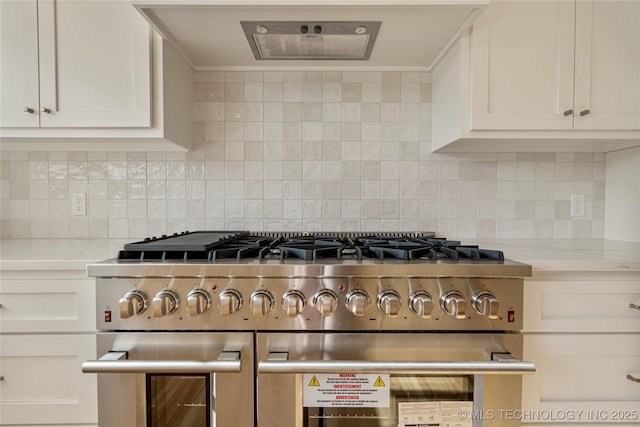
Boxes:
[304,375,473,427]
[146,374,211,427]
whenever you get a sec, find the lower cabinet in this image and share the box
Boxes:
[0,335,97,425]
[523,334,640,420]
[0,269,97,426]
[523,274,640,425]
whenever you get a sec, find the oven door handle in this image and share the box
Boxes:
[82,351,242,374]
[258,352,535,375]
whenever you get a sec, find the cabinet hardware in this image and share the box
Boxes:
[630,303,640,310]
[41,107,52,114]
[0,376,4,381]
[579,109,590,116]
[23,107,35,114]
[563,109,573,116]
[627,374,640,383]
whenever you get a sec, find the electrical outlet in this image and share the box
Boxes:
[570,194,585,217]
[71,192,87,216]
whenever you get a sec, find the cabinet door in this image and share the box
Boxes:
[0,278,96,333]
[0,0,40,128]
[574,1,640,130]
[38,0,151,128]
[469,1,575,130]
[524,280,640,333]
[0,334,98,425]
[523,334,640,420]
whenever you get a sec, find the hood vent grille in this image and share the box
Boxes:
[241,21,381,60]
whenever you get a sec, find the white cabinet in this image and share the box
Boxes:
[523,274,640,424]
[0,269,97,426]
[0,0,150,128]
[0,335,98,425]
[0,0,39,128]
[523,334,640,420]
[573,2,640,131]
[0,278,96,333]
[0,0,194,150]
[432,0,640,152]
[469,0,574,132]
[523,280,640,333]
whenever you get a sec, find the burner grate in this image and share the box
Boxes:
[116,231,504,263]
[261,236,361,261]
[209,246,263,260]
[364,246,434,260]
[278,245,345,261]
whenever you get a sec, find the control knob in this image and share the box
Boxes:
[250,290,274,317]
[186,289,212,316]
[281,290,305,317]
[472,291,500,319]
[409,291,434,319]
[218,289,243,316]
[377,290,402,317]
[313,289,338,316]
[440,291,466,319]
[119,290,148,318]
[152,289,180,317]
[345,290,370,317]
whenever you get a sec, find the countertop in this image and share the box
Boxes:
[0,238,129,271]
[1,238,639,273]
[472,239,640,273]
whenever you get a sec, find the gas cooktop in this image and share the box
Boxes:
[89,231,531,332]
[117,231,505,262]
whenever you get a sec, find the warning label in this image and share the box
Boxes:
[303,373,390,408]
[373,376,386,387]
[308,375,321,386]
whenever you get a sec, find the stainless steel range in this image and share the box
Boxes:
[82,231,534,427]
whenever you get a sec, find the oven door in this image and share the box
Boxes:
[257,333,534,427]
[82,332,253,427]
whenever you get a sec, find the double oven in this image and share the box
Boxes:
[82,232,534,427]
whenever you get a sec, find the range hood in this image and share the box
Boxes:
[132,0,488,70]
[241,21,382,60]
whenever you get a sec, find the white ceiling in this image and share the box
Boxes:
[134,1,488,69]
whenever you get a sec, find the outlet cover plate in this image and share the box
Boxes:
[570,194,585,217]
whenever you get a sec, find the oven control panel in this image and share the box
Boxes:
[95,276,523,331]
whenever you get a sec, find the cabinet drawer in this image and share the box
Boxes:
[0,334,97,425]
[524,280,640,332]
[523,334,640,422]
[0,279,95,333]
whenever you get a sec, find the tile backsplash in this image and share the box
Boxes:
[0,71,605,240]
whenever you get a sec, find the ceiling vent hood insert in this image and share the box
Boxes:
[241,21,381,60]
[132,1,489,69]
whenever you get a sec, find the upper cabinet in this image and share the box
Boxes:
[573,1,640,131]
[469,1,575,131]
[1,0,150,128]
[0,1,39,128]
[432,0,640,152]
[0,0,193,150]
